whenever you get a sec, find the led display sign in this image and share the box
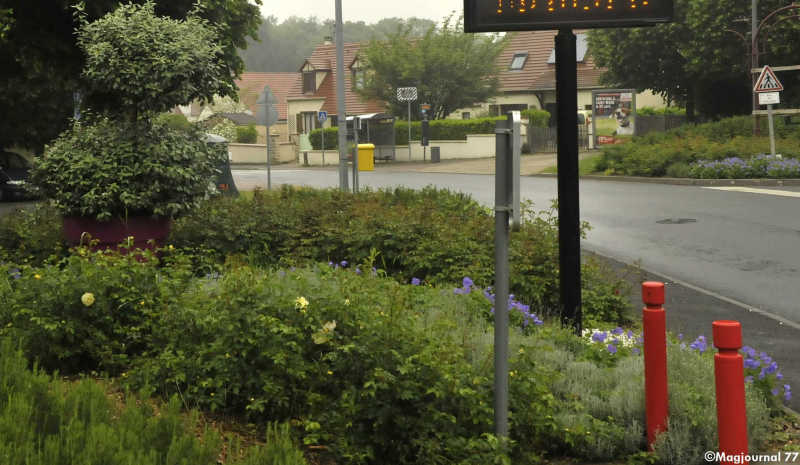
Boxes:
[464,0,673,32]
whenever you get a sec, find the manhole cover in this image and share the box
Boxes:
[656,219,697,225]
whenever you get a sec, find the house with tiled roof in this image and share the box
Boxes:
[286,39,386,140]
[233,72,299,142]
[450,30,666,124]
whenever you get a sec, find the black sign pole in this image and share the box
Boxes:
[555,29,582,333]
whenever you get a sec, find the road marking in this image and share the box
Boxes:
[703,187,800,198]
[589,250,800,332]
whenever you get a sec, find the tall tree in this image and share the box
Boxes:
[0,0,262,152]
[358,16,507,120]
[588,0,800,121]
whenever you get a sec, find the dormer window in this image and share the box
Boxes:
[352,69,365,91]
[509,52,528,70]
[303,71,316,93]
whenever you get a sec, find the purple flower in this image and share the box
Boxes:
[607,344,618,355]
[356,268,362,275]
[744,359,761,370]
[328,261,333,267]
[612,338,620,346]
[340,261,347,267]
[678,333,683,341]
[764,362,778,375]
[278,270,286,278]
[592,332,608,343]
[771,388,780,396]
[290,267,296,272]
[463,277,474,289]
[786,391,792,402]
[9,268,20,280]
[758,371,766,380]
[627,330,634,339]
[412,278,420,285]
[680,342,687,349]
[777,372,784,380]
[745,376,754,383]
[632,348,641,356]
[612,327,624,336]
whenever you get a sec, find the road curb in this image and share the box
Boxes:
[529,173,800,186]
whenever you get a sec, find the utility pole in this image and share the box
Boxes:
[752,0,759,135]
[335,0,349,191]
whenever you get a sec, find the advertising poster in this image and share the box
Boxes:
[592,90,636,146]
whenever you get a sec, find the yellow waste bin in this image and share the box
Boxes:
[357,144,375,171]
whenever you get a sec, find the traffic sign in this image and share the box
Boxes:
[318,111,328,123]
[759,92,780,105]
[754,66,784,93]
[397,87,418,101]
[256,85,279,105]
[256,105,279,127]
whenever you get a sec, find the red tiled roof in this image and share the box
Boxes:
[498,31,606,92]
[287,42,386,116]
[234,73,299,120]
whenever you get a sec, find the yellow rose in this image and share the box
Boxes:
[294,297,309,309]
[81,293,95,307]
[327,371,333,375]
[34,275,41,280]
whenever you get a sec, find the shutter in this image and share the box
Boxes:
[296,114,304,134]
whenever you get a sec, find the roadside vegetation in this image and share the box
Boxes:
[593,116,800,178]
[0,187,794,463]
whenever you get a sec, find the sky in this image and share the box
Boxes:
[260,0,464,24]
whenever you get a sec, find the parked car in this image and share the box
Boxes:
[0,150,33,202]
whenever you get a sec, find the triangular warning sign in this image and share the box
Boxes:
[754,66,784,93]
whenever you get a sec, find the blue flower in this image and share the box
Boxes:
[340,261,347,267]
[764,362,778,375]
[411,278,420,286]
[611,327,624,336]
[744,359,760,370]
[758,371,766,380]
[607,344,618,355]
[627,330,634,339]
[463,277,474,289]
[771,388,780,396]
[612,338,620,346]
[678,333,683,341]
[592,332,608,343]
[356,268,362,275]
[745,376,754,383]
[777,372,784,380]
[632,348,640,356]
[9,268,20,280]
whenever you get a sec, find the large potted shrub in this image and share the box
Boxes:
[30,2,227,255]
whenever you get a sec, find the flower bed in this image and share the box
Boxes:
[690,155,800,179]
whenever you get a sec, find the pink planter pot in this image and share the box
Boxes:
[62,216,171,258]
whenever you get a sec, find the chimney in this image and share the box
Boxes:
[324,36,334,46]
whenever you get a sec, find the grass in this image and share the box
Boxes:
[541,154,600,175]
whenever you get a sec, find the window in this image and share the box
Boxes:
[547,34,589,64]
[585,104,593,111]
[352,69,365,91]
[462,112,471,120]
[303,72,316,93]
[330,116,339,127]
[509,52,528,70]
[0,152,30,169]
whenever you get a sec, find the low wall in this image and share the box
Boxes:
[301,134,496,166]
[229,139,295,165]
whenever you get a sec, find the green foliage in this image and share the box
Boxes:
[665,162,691,178]
[0,0,261,152]
[358,15,508,120]
[30,118,224,219]
[235,122,258,144]
[653,344,771,464]
[521,108,550,127]
[76,2,226,119]
[587,0,800,119]
[0,341,305,464]
[309,117,506,149]
[594,117,800,177]
[155,113,191,131]
[0,204,67,264]
[169,187,633,325]
[210,119,237,141]
[638,107,687,116]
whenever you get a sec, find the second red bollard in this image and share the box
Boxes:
[713,321,749,465]
[642,282,669,450]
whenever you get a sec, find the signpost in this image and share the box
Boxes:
[421,104,431,162]
[319,111,328,165]
[256,86,279,190]
[463,0,674,441]
[754,66,783,159]
[398,87,418,163]
[73,91,83,121]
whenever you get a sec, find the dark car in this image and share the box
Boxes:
[0,151,33,202]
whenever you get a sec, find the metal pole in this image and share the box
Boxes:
[408,101,412,163]
[555,29,582,333]
[335,0,349,190]
[353,119,359,193]
[752,0,760,136]
[768,104,776,158]
[267,129,272,190]
[322,125,325,165]
[493,118,511,439]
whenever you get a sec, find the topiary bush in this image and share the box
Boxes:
[210,119,237,141]
[521,108,550,127]
[235,122,259,144]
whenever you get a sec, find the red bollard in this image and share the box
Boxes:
[713,321,749,465]
[642,282,669,450]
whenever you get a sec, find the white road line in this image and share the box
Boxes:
[703,186,800,198]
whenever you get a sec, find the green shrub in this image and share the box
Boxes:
[665,162,691,178]
[308,117,506,149]
[235,122,258,144]
[169,187,633,325]
[638,106,686,116]
[211,119,237,141]
[156,113,192,130]
[0,341,306,464]
[0,204,67,264]
[521,108,550,127]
